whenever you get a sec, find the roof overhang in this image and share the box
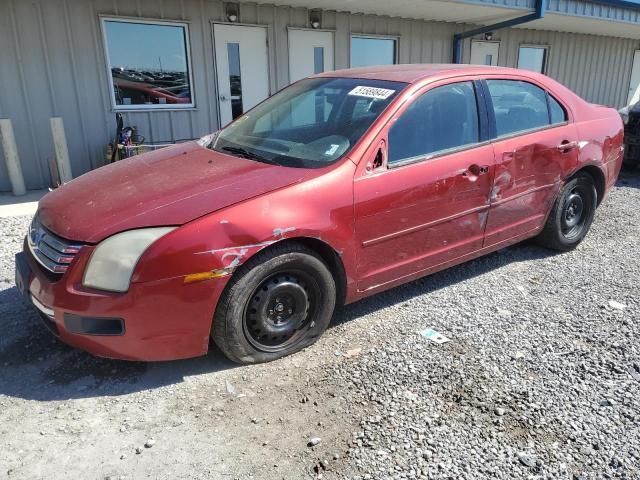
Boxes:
[241,0,640,39]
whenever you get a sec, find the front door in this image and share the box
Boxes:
[470,40,500,66]
[213,24,270,126]
[354,81,494,292]
[628,50,640,105]
[288,29,334,83]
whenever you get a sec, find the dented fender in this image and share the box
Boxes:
[131,160,358,299]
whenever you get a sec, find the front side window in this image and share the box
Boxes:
[388,82,480,164]
[486,80,551,136]
[102,18,193,109]
[351,36,397,67]
[517,46,548,73]
[212,77,407,168]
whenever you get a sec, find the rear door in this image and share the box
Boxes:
[482,78,578,247]
[354,80,494,292]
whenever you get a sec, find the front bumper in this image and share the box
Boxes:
[15,239,230,361]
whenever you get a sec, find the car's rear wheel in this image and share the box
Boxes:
[536,172,597,251]
[212,242,336,364]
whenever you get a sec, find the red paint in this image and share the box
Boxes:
[23,65,623,361]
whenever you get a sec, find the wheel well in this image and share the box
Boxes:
[291,237,347,307]
[573,165,605,206]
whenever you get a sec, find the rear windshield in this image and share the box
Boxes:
[211,77,408,168]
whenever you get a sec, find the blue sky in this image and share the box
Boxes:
[104,21,187,72]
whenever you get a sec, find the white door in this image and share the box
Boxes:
[288,29,334,83]
[470,41,500,66]
[627,50,640,105]
[213,24,270,126]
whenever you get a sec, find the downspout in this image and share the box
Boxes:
[452,0,547,63]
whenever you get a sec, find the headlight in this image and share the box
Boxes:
[83,227,176,292]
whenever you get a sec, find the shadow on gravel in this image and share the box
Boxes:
[617,169,640,188]
[0,232,563,402]
[333,242,552,326]
[0,285,237,402]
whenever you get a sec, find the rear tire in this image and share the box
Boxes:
[536,172,597,252]
[212,242,336,364]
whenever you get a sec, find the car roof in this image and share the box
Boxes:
[315,63,530,84]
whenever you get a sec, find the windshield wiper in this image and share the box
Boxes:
[220,146,277,164]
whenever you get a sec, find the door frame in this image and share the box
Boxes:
[286,27,336,84]
[211,21,272,127]
[469,40,501,66]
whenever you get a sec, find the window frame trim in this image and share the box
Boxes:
[480,78,570,142]
[517,44,550,74]
[386,80,486,169]
[99,15,196,111]
[349,34,399,68]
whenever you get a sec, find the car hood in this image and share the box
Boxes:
[38,142,319,243]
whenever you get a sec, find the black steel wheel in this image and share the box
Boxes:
[536,172,597,251]
[212,242,336,364]
[243,270,320,353]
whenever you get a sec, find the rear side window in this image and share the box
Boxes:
[486,80,553,136]
[388,82,480,164]
[548,94,567,124]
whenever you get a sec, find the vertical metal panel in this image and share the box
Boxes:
[1,0,639,192]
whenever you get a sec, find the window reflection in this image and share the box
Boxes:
[518,46,547,73]
[227,43,244,119]
[351,37,397,67]
[103,19,192,108]
[314,47,325,74]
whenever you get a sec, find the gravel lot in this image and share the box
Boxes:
[1,172,638,480]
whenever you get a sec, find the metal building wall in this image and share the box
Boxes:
[0,0,637,192]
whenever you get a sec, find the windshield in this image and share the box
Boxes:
[211,77,408,168]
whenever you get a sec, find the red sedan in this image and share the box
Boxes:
[15,65,624,363]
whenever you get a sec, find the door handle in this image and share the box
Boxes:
[219,94,229,102]
[557,140,578,152]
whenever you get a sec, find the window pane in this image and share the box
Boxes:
[518,47,547,73]
[351,37,396,67]
[314,47,325,74]
[227,43,243,119]
[103,20,192,107]
[486,80,550,136]
[548,95,567,124]
[388,82,479,164]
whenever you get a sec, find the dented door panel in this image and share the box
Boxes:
[354,145,494,292]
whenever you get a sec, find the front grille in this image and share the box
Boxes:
[28,217,83,274]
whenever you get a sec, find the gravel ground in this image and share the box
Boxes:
[0,172,638,480]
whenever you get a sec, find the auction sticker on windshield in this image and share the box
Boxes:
[348,86,395,100]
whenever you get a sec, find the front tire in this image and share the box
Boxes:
[536,172,597,251]
[212,243,336,364]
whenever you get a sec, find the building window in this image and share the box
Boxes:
[517,46,548,73]
[101,18,194,109]
[351,36,397,68]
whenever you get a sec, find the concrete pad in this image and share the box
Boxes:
[0,190,48,218]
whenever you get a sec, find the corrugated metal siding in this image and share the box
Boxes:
[0,0,638,191]
[462,27,639,106]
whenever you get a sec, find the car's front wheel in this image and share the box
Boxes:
[536,172,597,251]
[212,242,336,364]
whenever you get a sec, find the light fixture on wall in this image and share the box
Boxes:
[484,32,493,41]
[225,2,239,22]
[309,9,322,29]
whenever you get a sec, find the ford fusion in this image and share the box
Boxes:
[16,65,624,364]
